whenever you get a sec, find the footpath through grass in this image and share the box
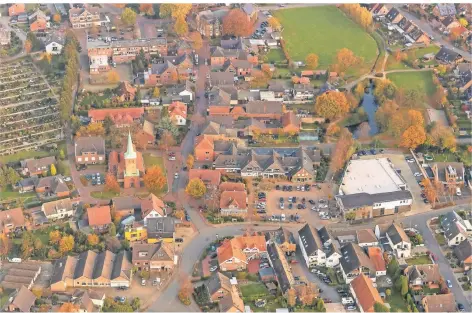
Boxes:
[274,6,377,68]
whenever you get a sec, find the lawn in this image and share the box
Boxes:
[387,71,437,96]
[386,291,409,312]
[240,283,269,298]
[406,255,433,265]
[90,190,120,199]
[274,6,377,68]
[0,186,36,201]
[266,49,286,63]
[435,233,446,246]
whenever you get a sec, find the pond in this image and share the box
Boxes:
[351,84,380,138]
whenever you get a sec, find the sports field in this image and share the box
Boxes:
[274,6,378,68]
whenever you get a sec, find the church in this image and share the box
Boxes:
[108,132,145,188]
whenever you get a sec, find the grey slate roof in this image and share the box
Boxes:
[265,227,296,246]
[340,243,375,275]
[75,136,105,155]
[207,272,231,296]
[454,239,472,263]
[337,190,413,209]
[441,211,464,241]
[318,226,332,245]
[436,47,462,63]
[298,223,323,256]
[267,242,292,294]
[386,223,410,245]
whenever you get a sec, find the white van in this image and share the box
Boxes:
[456,187,462,196]
[8,258,22,263]
[342,297,354,305]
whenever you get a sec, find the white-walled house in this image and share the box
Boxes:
[41,198,74,221]
[440,211,469,247]
[386,223,411,258]
[325,243,342,268]
[45,40,63,55]
[298,224,326,267]
[340,243,376,284]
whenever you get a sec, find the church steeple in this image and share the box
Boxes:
[124,131,136,159]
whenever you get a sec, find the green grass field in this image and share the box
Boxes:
[406,255,432,265]
[387,71,437,96]
[274,6,377,68]
[240,283,269,298]
[266,49,286,63]
[0,141,67,164]
[90,190,120,199]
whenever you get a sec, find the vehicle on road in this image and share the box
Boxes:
[457,303,465,312]
[174,173,179,178]
[141,279,146,286]
[456,187,462,196]
[210,266,218,272]
[446,279,452,288]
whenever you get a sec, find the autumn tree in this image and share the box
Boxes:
[24,40,32,54]
[0,233,10,258]
[174,16,189,36]
[186,154,195,169]
[59,235,75,254]
[107,70,120,83]
[400,125,426,149]
[223,9,254,37]
[250,70,270,88]
[449,27,463,41]
[160,4,192,19]
[178,275,193,305]
[431,84,447,107]
[152,87,160,98]
[121,8,137,26]
[354,81,366,98]
[374,79,396,105]
[422,179,438,207]
[87,234,99,246]
[139,4,154,16]
[339,4,373,31]
[158,130,176,151]
[53,13,62,23]
[186,178,207,198]
[143,166,167,193]
[50,164,57,176]
[174,209,185,220]
[58,303,79,312]
[267,17,282,30]
[305,53,319,70]
[261,64,273,78]
[41,52,52,64]
[287,288,296,307]
[291,76,300,84]
[459,18,468,27]
[49,230,61,245]
[330,128,354,173]
[393,50,407,62]
[334,48,361,72]
[104,173,120,193]
[428,123,456,152]
[76,123,105,137]
[188,31,202,50]
[406,109,424,128]
[315,91,350,119]
[326,123,341,136]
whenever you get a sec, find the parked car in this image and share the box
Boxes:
[446,279,452,288]
[309,199,316,205]
[457,303,465,312]
[346,306,356,311]
[141,279,146,286]
[210,266,218,272]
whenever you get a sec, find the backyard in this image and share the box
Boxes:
[274,6,377,69]
[240,282,285,312]
[406,255,433,265]
[385,45,441,71]
[387,71,437,97]
[386,290,409,312]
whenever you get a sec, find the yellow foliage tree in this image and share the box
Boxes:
[305,53,319,70]
[107,70,120,83]
[428,123,456,152]
[49,230,61,244]
[315,91,350,119]
[188,31,202,50]
[185,178,207,199]
[174,16,189,36]
[59,235,75,254]
[152,87,160,98]
[50,164,57,176]
[186,154,195,169]
[58,303,79,312]
[267,17,282,30]
[400,125,426,149]
[87,234,99,246]
[335,48,361,72]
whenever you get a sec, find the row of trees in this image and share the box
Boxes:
[59,31,80,124]
[339,4,373,32]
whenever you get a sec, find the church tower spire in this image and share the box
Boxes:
[124,131,136,159]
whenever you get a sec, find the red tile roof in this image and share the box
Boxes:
[88,107,144,124]
[87,206,112,227]
[351,274,383,313]
[189,169,221,186]
[168,101,187,119]
[367,247,386,272]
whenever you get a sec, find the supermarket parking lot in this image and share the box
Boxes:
[258,182,341,224]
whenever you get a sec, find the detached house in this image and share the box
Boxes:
[74,136,106,165]
[440,210,468,246]
[356,229,378,247]
[87,206,112,233]
[404,264,442,290]
[35,175,70,198]
[217,234,267,271]
[146,217,175,243]
[219,182,248,217]
[145,61,179,86]
[386,223,411,258]
[0,208,27,235]
[435,47,463,65]
[367,247,386,277]
[340,243,376,283]
[168,101,187,126]
[131,242,175,271]
[141,194,167,225]
[41,198,74,221]
[204,272,232,302]
[189,169,221,188]
[7,286,36,313]
[350,274,384,313]
[454,239,472,270]
[298,224,326,268]
[8,4,25,16]
[21,156,56,176]
[422,293,456,312]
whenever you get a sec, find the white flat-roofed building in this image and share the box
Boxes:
[336,158,412,220]
[340,158,406,195]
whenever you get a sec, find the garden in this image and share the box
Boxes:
[0,31,22,57]
[274,6,377,71]
[240,282,286,312]
[405,254,432,265]
[385,45,441,71]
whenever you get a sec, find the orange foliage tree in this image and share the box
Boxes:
[188,31,202,50]
[139,4,154,15]
[334,48,361,72]
[400,125,426,149]
[104,173,120,193]
[305,53,319,70]
[315,91,350,119]
[330,128,354,173]
[223,9,253,37]
[87,234,99,246]
[58,303,79,312]
[143,166,167,193]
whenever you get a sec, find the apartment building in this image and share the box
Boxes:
[69,7,109,29]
